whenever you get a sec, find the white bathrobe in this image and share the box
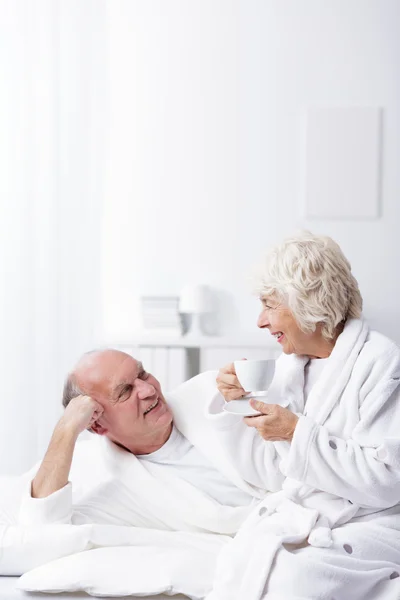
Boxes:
[17,369,277,536]
[205,318,400,600]
[1,371,272,589]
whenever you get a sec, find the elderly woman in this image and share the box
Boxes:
[207,232,400,600]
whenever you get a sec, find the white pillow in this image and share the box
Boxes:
[18,544,219,599]
[0,473,95,576]
[0,524,93,575]
[0,475,27,525]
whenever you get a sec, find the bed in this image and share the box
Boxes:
[0,577,188,600]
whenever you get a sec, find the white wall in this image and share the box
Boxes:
[102,0,400,344]
[0,0,107,473]
[1,0,399,474]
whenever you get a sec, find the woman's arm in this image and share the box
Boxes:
[207,410,285,492]
[282,379,400,508]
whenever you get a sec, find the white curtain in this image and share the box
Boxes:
[0,0,107,474]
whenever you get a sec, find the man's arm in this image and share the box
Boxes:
[31,395,103,498]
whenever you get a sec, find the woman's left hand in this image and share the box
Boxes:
[244,400,299,442]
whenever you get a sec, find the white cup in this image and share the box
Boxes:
[234,359,275,395]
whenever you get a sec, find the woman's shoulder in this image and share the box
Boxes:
[361,328,400,372]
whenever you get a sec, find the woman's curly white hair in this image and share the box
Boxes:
[254,232,363,340]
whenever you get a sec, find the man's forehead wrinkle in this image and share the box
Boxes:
[74,359,110,390]
[109,355,141,396]
[117,354,141,375]
[72,350,142,405]
[74,350,132,398]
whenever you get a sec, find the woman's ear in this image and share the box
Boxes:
[89,421,108,436]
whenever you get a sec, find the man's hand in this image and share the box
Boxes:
[59,395,104,436]
[244,400,299,442]
[216,362,247,401]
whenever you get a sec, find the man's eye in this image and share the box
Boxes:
[119,385,132,400]
[139,371,149,380]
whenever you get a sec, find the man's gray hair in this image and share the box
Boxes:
[61,349,105,409]
[62,374,85,409]
[254,231,363,340]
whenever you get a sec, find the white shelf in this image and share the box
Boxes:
[109,333,279,350]
[99,333,280,391]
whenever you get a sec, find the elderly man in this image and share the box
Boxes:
[18,349,282,534]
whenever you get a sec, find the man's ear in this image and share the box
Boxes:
[89,422,108,436]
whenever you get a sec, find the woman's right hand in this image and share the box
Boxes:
[216,363,248,401]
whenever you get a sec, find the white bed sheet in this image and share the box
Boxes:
[0,577,189,600]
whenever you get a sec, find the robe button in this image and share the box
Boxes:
[329,440,337,450]
[343,544,353,554]
[259,507,268,516]
[390,572,399,580]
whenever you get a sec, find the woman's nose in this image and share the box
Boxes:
[257,309,270,329]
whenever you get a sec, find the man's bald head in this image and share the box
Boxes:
[62,349,142,409]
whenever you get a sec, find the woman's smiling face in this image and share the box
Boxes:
[257,295,320,356]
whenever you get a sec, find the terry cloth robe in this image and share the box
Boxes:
[0,371,282,589]
[16,369,284,536]
[204,318,400,600]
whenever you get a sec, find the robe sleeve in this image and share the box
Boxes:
[17,442,94,526]
[18,480,73,525]
[0,465,74,526]
[206,392,285,493]
[283,368,400,508]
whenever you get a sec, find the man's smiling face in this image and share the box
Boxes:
[74,350,173,453]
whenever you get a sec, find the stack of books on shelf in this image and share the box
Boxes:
[140,296,183,336]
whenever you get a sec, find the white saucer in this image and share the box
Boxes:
[223,395,269,417]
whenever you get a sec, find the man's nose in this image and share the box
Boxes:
[257,309,270,329]
[136,379,157,399]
